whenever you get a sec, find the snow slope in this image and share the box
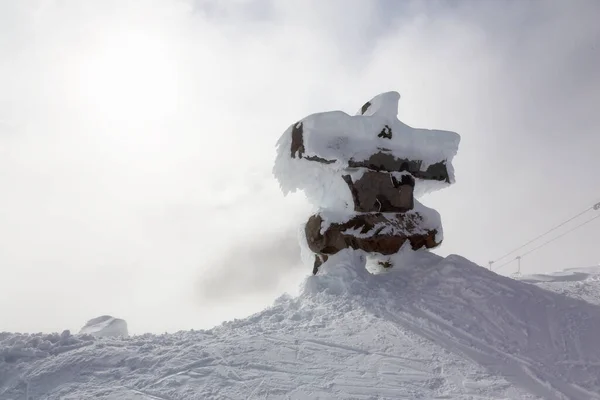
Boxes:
[2,254,600,400]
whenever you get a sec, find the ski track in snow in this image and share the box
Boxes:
[2,255,600,399]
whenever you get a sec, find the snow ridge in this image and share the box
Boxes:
[2,254,600,399]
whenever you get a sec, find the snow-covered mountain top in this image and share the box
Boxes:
[517,265,600,283]
[517,265,600,306]
[2,254,600,399]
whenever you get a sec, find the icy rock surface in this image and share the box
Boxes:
[273,91,461,208]
[2,254,600,399]
[79,315,128,338]
[274,91,459,270]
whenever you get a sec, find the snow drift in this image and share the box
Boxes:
[2,254,600,399]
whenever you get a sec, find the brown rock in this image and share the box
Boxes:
[342,171,414,212]
[360,101,372,115]
[290,122,305,158]
[305,212,440,258]
[288,120,450,182]
[347,153,450,182]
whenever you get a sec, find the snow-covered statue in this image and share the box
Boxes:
[273,92,460,275]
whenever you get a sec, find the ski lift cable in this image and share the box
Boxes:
[519,213,600,258]
[492,255,521,271]
[493,212,600,272]
[490,201,600,267]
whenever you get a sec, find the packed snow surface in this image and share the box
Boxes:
[273,92,461,209]
[79,316,128,338]
[2,253,600,399]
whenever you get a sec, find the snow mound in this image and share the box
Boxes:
[79,315,128,338]
[296,253,600,400]
[2,255,600,399]
[0,329,96,396]
[0,330,93,364]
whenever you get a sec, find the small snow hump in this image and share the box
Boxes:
[79,315,129,338]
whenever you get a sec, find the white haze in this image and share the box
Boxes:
[1,0,599,334]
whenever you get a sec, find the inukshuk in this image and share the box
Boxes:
[273,92,460,275]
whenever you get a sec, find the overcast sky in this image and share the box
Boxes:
[1,0,600,334]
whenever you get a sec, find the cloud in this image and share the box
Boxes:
[1,0,599,333]
[196,227,302,301]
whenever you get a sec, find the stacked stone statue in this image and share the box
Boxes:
[273,91,460,275]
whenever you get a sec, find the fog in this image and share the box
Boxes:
[1,0,599,334]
